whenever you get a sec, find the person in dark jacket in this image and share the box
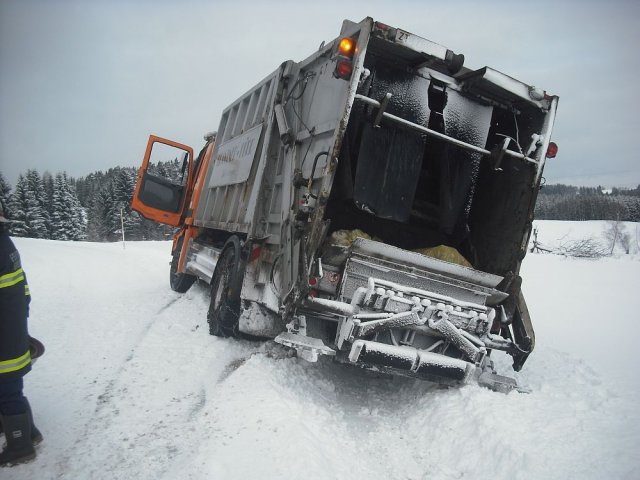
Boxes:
[0,204,42,466]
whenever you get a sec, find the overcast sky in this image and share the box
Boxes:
[1,0,639,188]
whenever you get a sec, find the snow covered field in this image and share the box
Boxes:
[4,220,640,480]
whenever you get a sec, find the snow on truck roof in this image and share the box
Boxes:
[345,17,556,109]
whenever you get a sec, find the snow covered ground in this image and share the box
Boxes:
[4,220,640,480]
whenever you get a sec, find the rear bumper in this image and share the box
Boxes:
[342,339,524,393]
[275,327,525,393]
[345,339,475,385]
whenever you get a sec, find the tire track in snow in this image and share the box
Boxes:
[54,290,192,477]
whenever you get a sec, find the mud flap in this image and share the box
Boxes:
[511,291,535,371]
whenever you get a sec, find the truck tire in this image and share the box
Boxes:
[207,237,243,338]
[170,238,197,293]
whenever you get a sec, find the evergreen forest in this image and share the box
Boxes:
[0,160,185,242]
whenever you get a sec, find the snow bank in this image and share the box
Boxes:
[3,221,640,479]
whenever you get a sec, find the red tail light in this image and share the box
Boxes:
[335,59,353,80]
[546,142,558,158]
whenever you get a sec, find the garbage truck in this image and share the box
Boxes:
[131,17,559,392]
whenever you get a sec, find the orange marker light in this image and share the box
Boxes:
[339,37,355,57]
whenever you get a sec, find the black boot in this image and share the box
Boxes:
[0,413,36,466]
[24,399,43,445]
[0,407,42,446]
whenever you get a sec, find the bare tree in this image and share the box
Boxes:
[556,236,608,259]
[531,229,606,258]
[603,220,629,255]
[618,228,632,254]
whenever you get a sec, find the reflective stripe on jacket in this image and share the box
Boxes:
[0,350,31,375]
[0,267,24,288]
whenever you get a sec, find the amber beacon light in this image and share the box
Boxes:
[339,37,355,57]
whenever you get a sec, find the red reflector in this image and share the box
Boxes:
[308,289,318,298]
[335,59,353,80]
[249,245,262,262]
[308,277,318,286]
[546,142,558,158]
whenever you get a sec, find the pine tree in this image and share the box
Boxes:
[25,169,51,237]
[76,171,106,208]
[87,182,118,241]
[0,171,12,216]
[7,177,28,236]
[50,172,87,241]
[42,171,55,222]
[111,169,142,238]
[7,174,48,238]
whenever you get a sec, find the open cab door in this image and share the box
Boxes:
[132,135,194,227]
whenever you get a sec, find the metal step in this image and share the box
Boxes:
[274,332,336,363]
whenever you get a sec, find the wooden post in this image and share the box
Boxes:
[121,207,126,249]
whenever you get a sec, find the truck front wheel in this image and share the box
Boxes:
[170,239,197,293]
[207,238,243,337]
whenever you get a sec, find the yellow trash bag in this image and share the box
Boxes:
[329,229,373,247]
[414,245,473,268]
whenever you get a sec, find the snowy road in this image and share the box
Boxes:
[5,222,640,479]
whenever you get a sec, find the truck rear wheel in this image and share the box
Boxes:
[207,238,243,338]
[170,239,197,293]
